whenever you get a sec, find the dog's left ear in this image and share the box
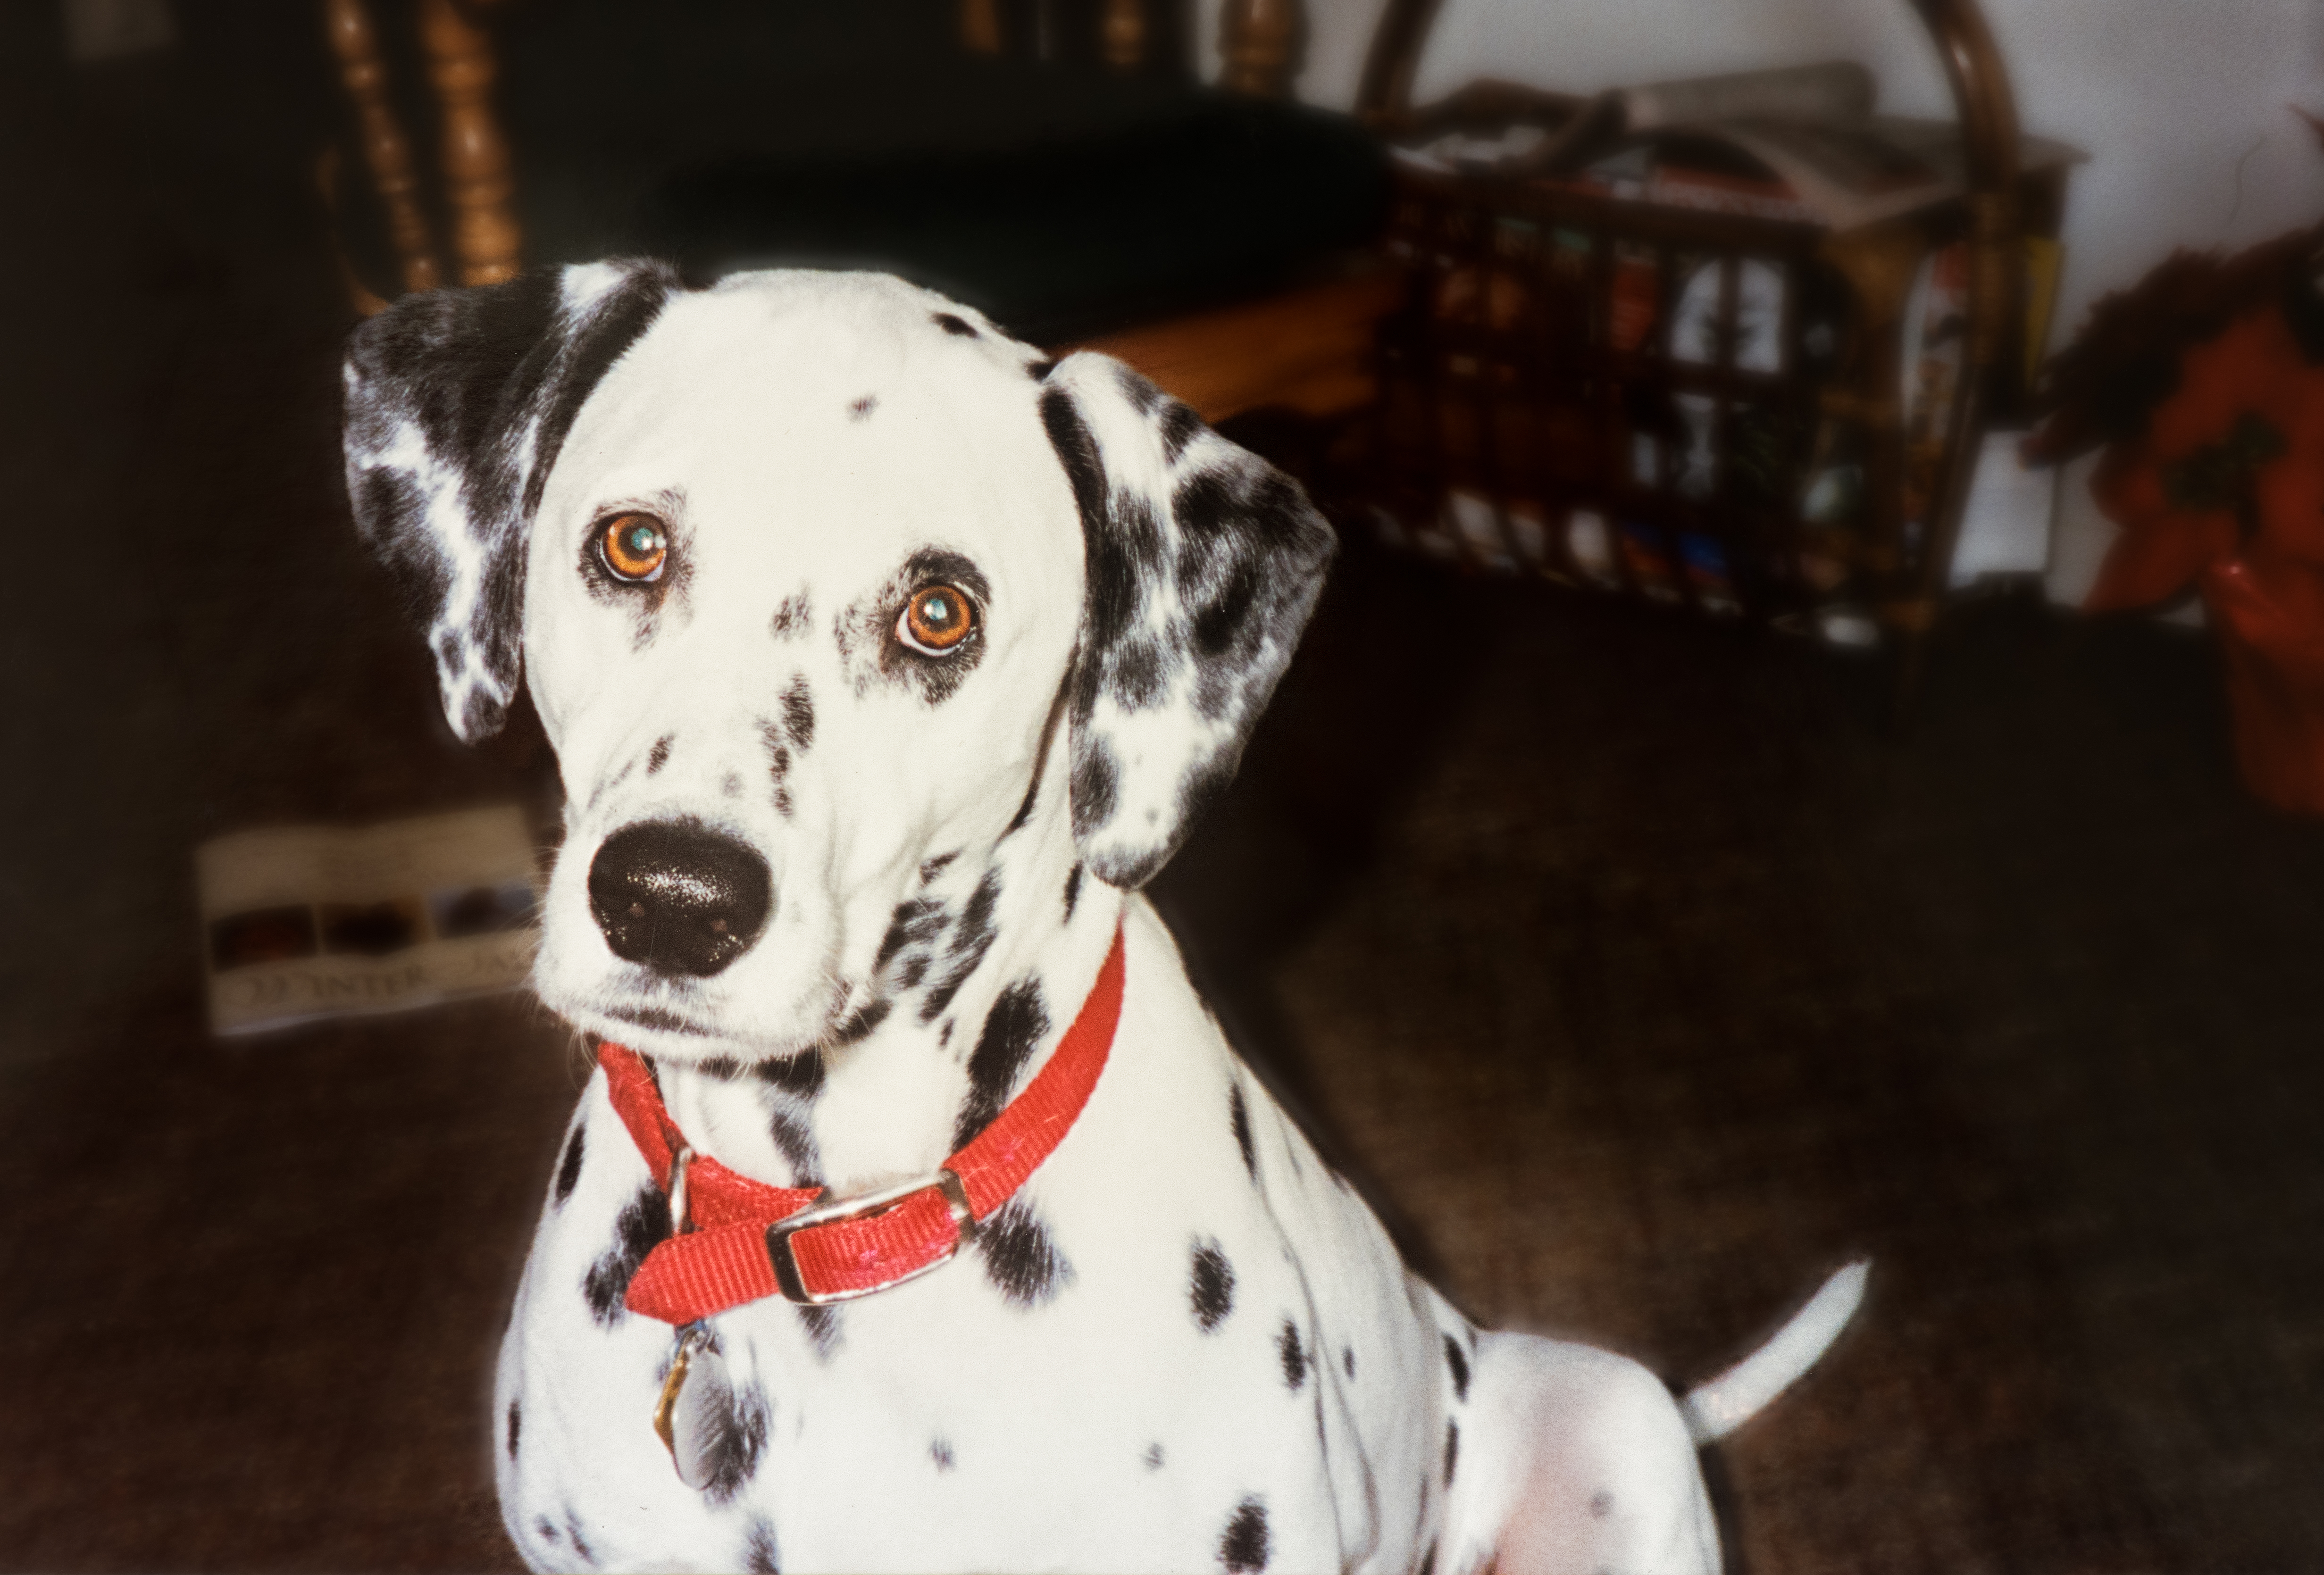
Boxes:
[1039,353,1338,890]
[342,259,678,742]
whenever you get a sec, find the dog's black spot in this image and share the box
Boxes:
[1173,464,1309,554]
[353,467,427,575]
[1229,1084,1255,1179]
[849,393,878,419]
[554,1125,585,1205]
[1081,491,1164,658]
[1062,863,1083,920]
[920,851,959,883]
[646,735,672,775]
[1144,1442,1166,1469]
[1040,388,1108,550]
[1112,634,1169,709]
[506,1398,521,1459]
[565,1512,595,1566]
[931,1437,956,1470]
[581,1184,670,1325]
[744,1517,781,1574]
[1443,1419,1460,1486]
[878,897,947,968]
[1444,1334,1470,1402]
[770,593,811,640]
[1069,742,1120,843]
[919,869,1000,1023]
[938,1017,954,1047]
[1343,1345,1355,1379]
[695,1055,744,1080]
[1025,358,1056,380]
[955,978,1049,1148]
[722,769,744,798]
[1590,1489,1615,1518]
[1191,564,1260,658]
[535,1516,559,1544]
[760,720,791,785]
[979,1196,1072,1308]
[1418,1539,1438,1575]
[701,1382,771,1504]
[899,953,931,989]
[828,999,889,1047]
[1160,400,1204,465]
[1114,362,1164,414]
[769,1108,819,1181]
[933,312,978,338]
[781,675,815,751]
[1278,1319,1306,1391]
[1190,1239,1235,1332]
[798,1302,840,1357]
[751,1051,824,1099]
[1219,1496,1270,1574]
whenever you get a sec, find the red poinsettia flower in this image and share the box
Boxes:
[2086,307,2324,609]
[2031,214,2324,813]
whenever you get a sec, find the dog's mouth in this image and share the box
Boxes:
[557,947,853,1062]
[599,999,719,1037]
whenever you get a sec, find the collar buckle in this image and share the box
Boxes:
[764,1167,977,1306]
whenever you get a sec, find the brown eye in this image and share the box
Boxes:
[898,583,977,654]
[599,513,668,583]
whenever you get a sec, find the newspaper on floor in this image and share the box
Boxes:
[196,805,542,1036]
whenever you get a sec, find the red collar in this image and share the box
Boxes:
[599,925,1125,1322]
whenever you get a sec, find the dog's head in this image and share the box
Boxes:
[344,263,1334,1060]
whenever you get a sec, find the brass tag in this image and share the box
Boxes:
[650,1323,736,1491]
[652,1325,703,1458]
[667,1338,736,1491]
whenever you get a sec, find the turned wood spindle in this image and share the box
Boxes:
[322,0,440,295]
[416,0,522,286]
[1102,0,1147,69]
[959,0,1003,54]
[1219,0,1303,98]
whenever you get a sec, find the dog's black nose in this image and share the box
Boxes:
[588,821,772,977]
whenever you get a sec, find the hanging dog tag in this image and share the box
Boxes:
[651,1323,736,1491]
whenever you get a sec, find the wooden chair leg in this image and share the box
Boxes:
[1219,0,1303,98]
[416,0,522,287]
[321,0,440,296]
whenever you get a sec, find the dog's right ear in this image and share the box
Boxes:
[342,260,678,742]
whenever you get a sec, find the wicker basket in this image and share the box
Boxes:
[1353,0,2053,670]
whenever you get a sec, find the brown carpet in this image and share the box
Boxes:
[5,16,2323,1573]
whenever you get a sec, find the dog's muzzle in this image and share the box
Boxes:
[588,821,773,977]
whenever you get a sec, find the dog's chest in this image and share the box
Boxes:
[495,975,1452,1573]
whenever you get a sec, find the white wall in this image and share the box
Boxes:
[1232,0,2324,601]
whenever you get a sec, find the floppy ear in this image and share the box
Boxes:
[1038,353,1338,890]
[341,259,678,742]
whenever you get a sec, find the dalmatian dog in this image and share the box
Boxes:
[343,262,1865,1575]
